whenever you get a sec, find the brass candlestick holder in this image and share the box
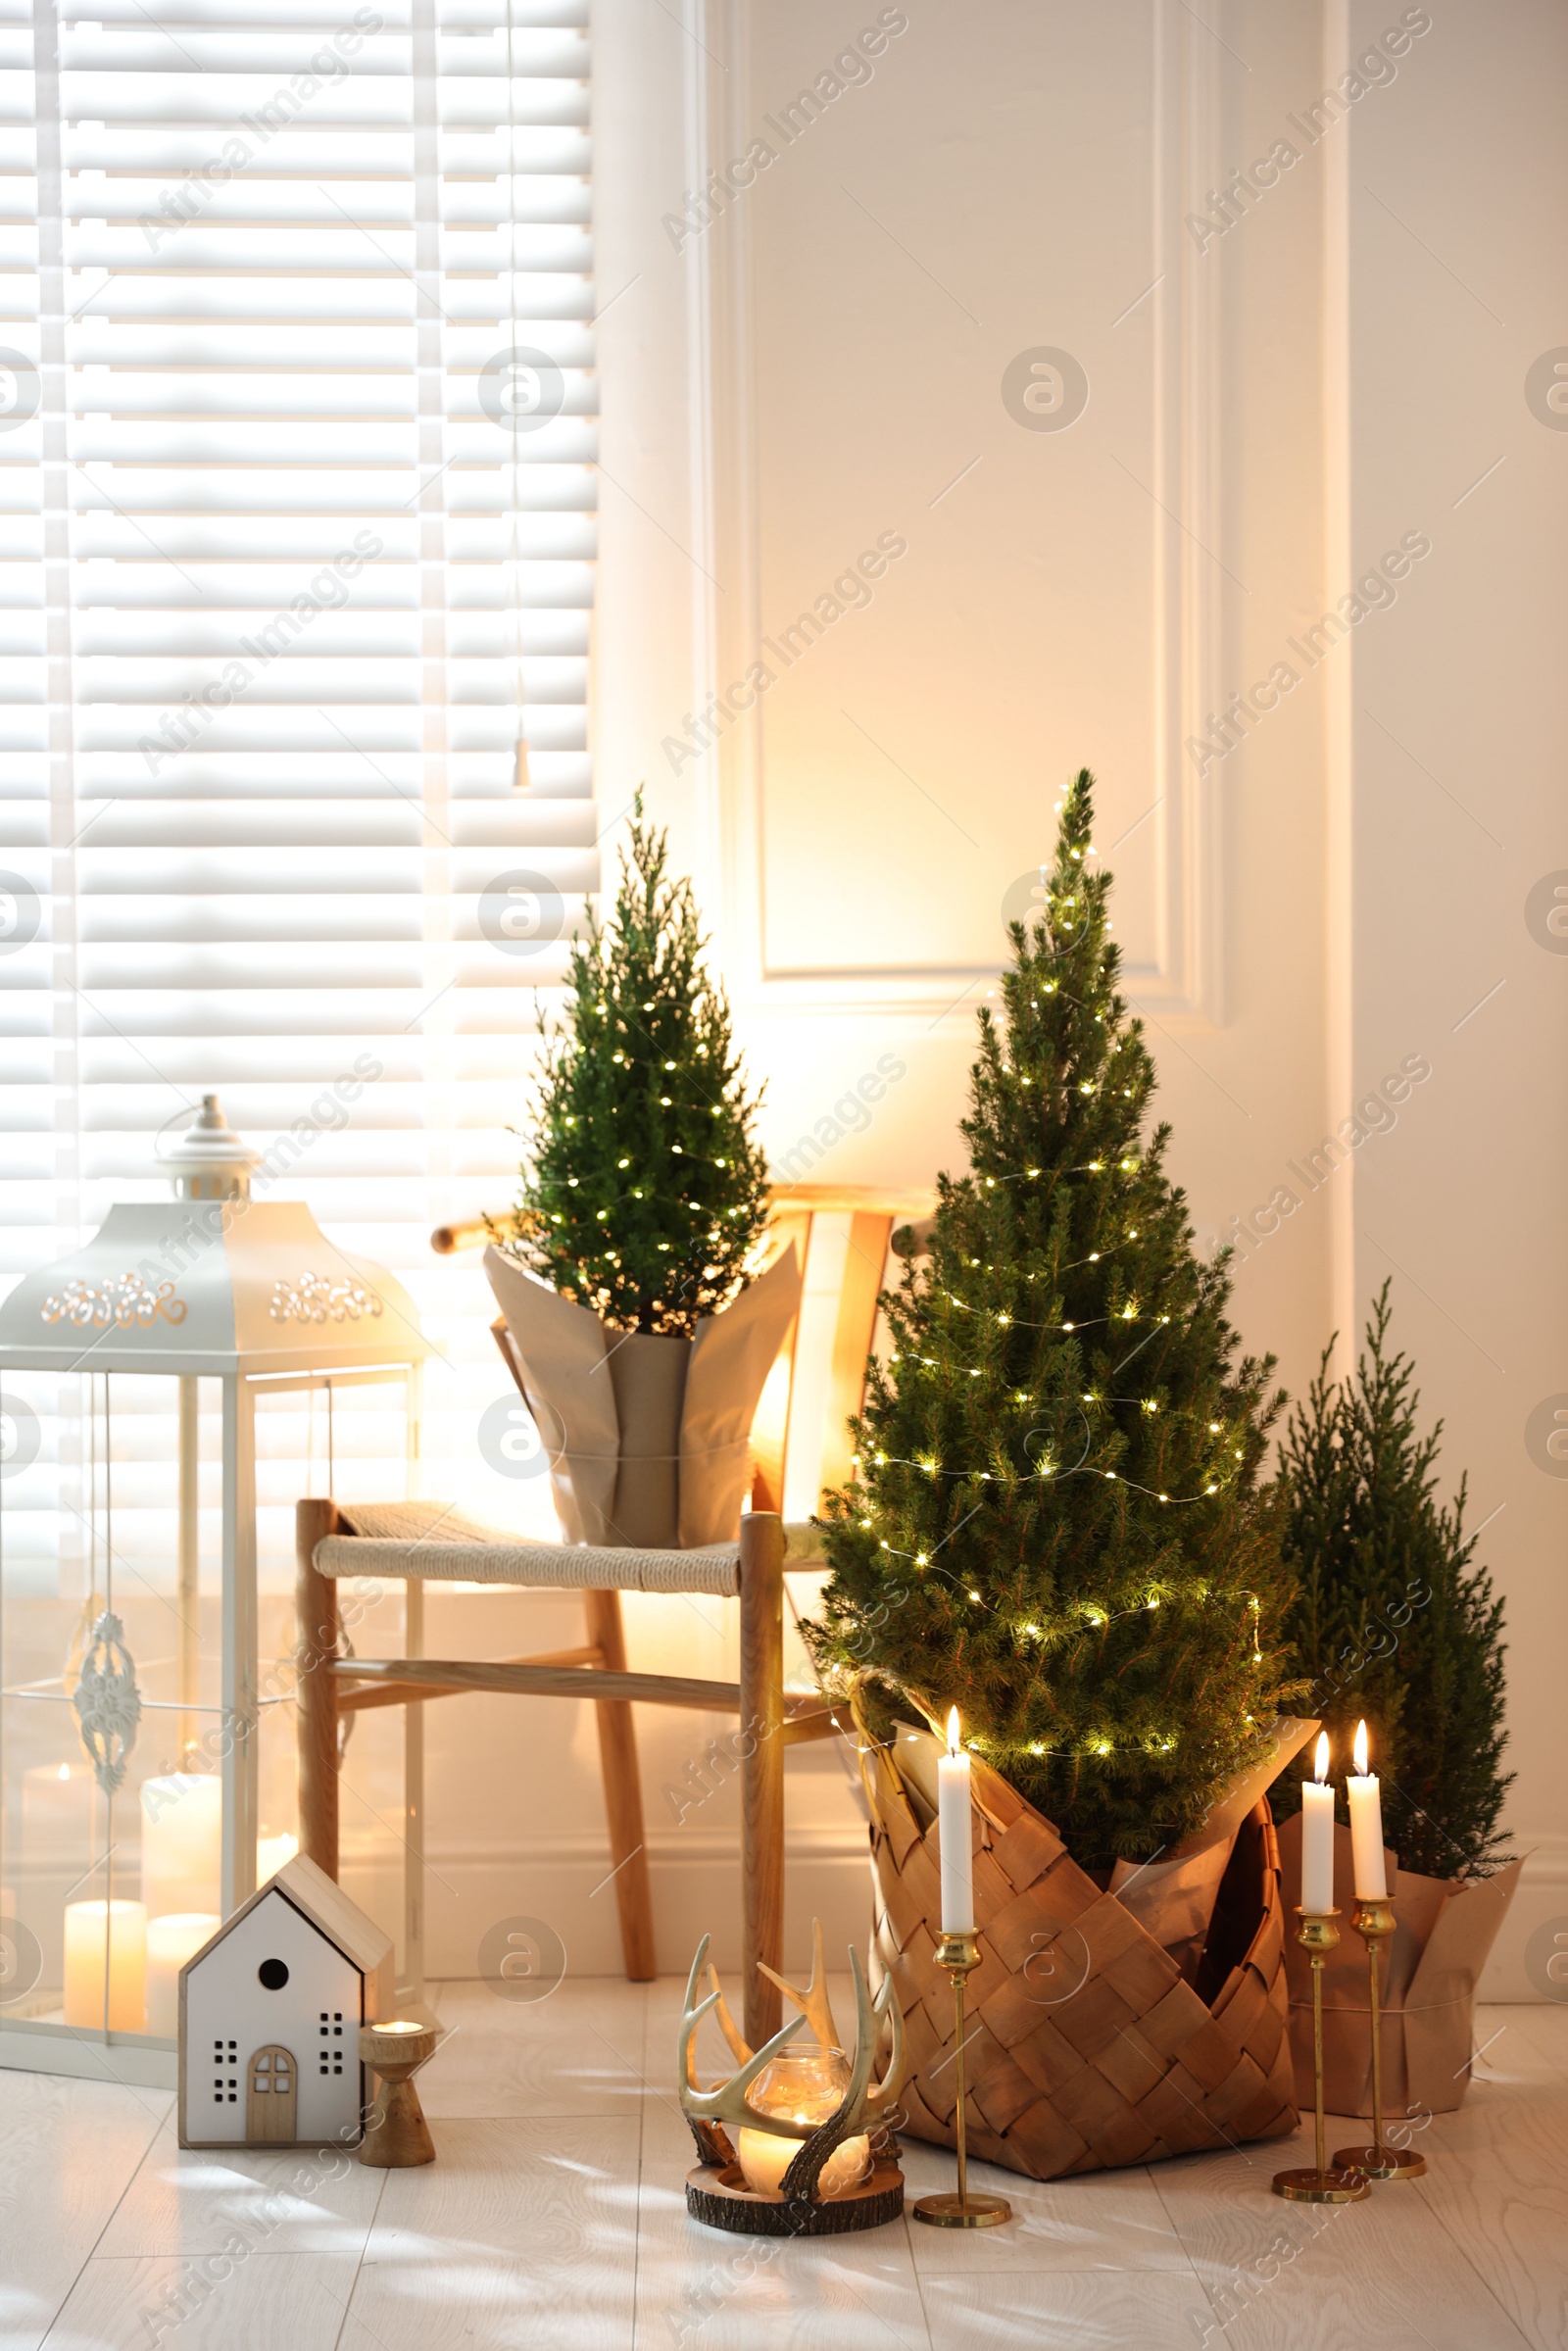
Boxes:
[1335,1894,1427,2180]
[1273,1910,1369,2204]
[912,1931,1010,2229]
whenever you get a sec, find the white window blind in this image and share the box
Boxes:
[0,0,597,1537]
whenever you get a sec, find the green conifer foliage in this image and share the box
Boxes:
[1272,1284,1512,1879]
[804,772,1299,1870]
[503,803,770,1336]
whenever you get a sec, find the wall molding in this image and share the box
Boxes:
[691,0,1228,1027]
[344,1822,870,1981]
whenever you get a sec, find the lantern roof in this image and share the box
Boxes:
[0,1198,427,1375]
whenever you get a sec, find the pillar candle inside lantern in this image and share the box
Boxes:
[141,1775,222,1919]
[145,1911,220,2039]
[63,1899,147,2032]
[256,1830,299,1884]
[736,2047,870,2200]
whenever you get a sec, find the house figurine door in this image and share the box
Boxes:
[246,2045,298,2142]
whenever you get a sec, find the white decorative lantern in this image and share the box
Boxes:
[0,1099,425,2079]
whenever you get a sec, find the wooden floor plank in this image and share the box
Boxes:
[919,2268,1217,2350]
[1150,2107,1535,2351]
[40,2250,363,2351]
[0,2076,172,2351]
[348,2115,642,2351]
[418,1978,650,2122]
[8,1984,1568,2351]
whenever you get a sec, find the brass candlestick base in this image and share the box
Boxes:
[359,2020,439,2167]
[1334,1894,1427,2182]
[1274,1910,1369,2205]
[913,1932,1011,2229]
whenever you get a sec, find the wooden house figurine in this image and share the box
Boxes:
[177,1852,395,2150]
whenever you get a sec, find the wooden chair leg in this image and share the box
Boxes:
[740,1511,786,2045]
[296,1498,342,1880]
[582,1588,657,1982]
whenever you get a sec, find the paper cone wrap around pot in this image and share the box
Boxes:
[1275,1811,1522,2118]
[483,1244,801,1546]
[863,1722,1308,2180]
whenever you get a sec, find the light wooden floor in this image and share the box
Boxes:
[3,1987,1564,2350]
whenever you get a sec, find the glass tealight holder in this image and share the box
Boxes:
[736,2045,870,2200]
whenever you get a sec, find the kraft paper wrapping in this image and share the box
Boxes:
[606,1331,689,1547]
[482,1244,802,1548]
[1109,1717,1320,1984]
[483,1251,618,1543]
[1276,1810,1522,2117]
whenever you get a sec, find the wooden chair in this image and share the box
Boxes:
[296,1187,932,2040]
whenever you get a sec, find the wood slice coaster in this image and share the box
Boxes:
[685,2159,905,2236]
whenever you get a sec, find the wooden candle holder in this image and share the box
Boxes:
[359,2020,439,2167]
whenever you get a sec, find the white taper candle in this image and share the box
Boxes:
[1346,1719,1388,1899]
[1300,1731,1336,1915]
[937,1707,975,1934]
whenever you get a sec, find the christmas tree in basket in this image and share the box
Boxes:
[806,769,1300,1870]
[802,773,1309,2180]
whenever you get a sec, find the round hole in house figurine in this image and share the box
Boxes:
[258,1957,289,1990]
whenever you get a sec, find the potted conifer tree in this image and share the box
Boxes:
[803,770,1313,2180]
[484,803,800,1548]
[1271,1286,1520,2115]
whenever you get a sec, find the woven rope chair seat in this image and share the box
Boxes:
[314,1499,743,1596]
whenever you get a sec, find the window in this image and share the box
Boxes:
[0,0,597,1539]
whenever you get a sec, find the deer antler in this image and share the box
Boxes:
[757,1917,841,2054]
[775,1946,907,2203]
[677,1935,811,2138]
[707,1961,751,2067]
[706,1917,844,2070]
[678,1930,908,2175]
[858,1949,906,2127]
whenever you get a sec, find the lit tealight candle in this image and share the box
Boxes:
[1300,1732,1336,1916]
[63,1898,147,2032]
[1346,1719,1388,1900]
[937,1707,975,1935]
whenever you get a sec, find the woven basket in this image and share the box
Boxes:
[865,1734,1299,2180]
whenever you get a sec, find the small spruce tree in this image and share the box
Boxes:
[1272,1284,1512,1879]
[804,771,1300,1869]
[503,802,770,1336]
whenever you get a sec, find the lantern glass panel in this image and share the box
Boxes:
[2,1370,229,2034]
[1,1364,418,2043]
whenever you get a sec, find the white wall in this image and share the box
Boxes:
[411,0,1565,1995]
[1338,0,1568,1989]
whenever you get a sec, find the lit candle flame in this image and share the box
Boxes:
[1353,1719,1369,1777]
[947,1706,961,1757]
[1313,1731,1330,1785]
